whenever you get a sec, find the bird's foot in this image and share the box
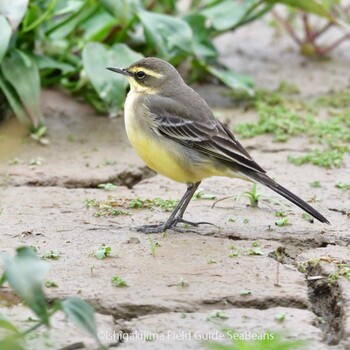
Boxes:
[175,218,216,228]
[134,223,170,234]
[134,217,216,234]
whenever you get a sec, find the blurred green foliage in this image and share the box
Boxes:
[272,0,350,57]
[205,329,307,350]
[0,0,348,132]
[0,247,102,349]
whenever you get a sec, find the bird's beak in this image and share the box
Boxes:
[106,67,132,76]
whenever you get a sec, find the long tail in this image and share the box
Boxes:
[244,171,330,224]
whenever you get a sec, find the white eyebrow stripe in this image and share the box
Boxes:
[129,67,163,78]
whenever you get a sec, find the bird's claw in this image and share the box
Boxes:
[134,217,216,234]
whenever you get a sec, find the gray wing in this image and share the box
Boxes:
[147,95,266,174]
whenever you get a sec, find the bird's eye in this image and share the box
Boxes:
[136,71,146,79]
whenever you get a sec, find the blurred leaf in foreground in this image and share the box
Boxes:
[1,247,50,326]
[1,50,44,130]
[83,42,143,117]
[59,297,100,343]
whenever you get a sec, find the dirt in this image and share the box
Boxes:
[0,19,350,350]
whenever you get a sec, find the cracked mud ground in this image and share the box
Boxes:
[1,22,350,350]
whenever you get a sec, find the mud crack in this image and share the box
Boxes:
[89,295,308,323]
[6,166,155,189]
[305,264,345,345]
[269,245,345,346]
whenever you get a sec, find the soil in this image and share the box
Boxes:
[0,20,349,350]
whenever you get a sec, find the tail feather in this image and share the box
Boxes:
[245,171,330,224]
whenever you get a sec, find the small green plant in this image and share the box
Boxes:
[234,87,350,168]
[328,265,350,285]
[111,276,128,288]
[247,242,264,256]
[129,197,178,212]
[207,311,228,321]
[229,245,240,258]
[0,247,102,349]
[275,218,289,227]
[275,211,286,217]
[44,280,58,288]
[149,198,178,212]
[302,213,314,223]
[193,188,217,200]
[8,157,22,165]
[84,196,129,217]
[177,278,189,288]
[148,236,160,257]
[335,182,349,191]
[29,157,44,167]
[239,289,252,296]
[328,271,340,286]
[41,251,60,260]
[243,183,260,207]
[289,148,346,168]
[340,267,350,281]
[275,313,286,323]
[94,244,111,260]
[129,198,144,209]
[97,183,118,191]
[207,259,218,264]
[310,181,321,188]
[316,89,350,109]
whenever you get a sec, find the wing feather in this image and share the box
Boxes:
[147,95,266,174]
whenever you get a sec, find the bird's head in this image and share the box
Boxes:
[107,57,183,95]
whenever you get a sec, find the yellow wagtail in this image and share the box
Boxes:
[107,57,329,233]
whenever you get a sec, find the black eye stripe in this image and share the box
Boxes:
[136,71,146,79]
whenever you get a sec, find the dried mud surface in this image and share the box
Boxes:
[0,20,350,350]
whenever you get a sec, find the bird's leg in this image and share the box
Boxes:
[171,182,216,228]
[136,182,215,234]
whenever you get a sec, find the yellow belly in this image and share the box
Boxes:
[127,127,193,183]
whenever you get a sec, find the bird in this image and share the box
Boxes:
[107,57,330,233]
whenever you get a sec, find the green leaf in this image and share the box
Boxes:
[138,10,193,61]
[0,71,32,127]
[1,50,44,129]
[31,54,75,74]
[206,65,254,95]
[0,0,29,30]
[80,8,116,41]
[265,0,332,19]
[0,313,20,333]
[60,297,99,342]
[0,15,12,63]
[1,247,50,326]
[46,3,98,39]
[0,336,25,350]
[185,14,218,60]
[101,0,139,27]
[83,42,143,116]
[200,0,256,31]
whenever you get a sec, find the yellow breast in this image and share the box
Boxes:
[124,91,193,183]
